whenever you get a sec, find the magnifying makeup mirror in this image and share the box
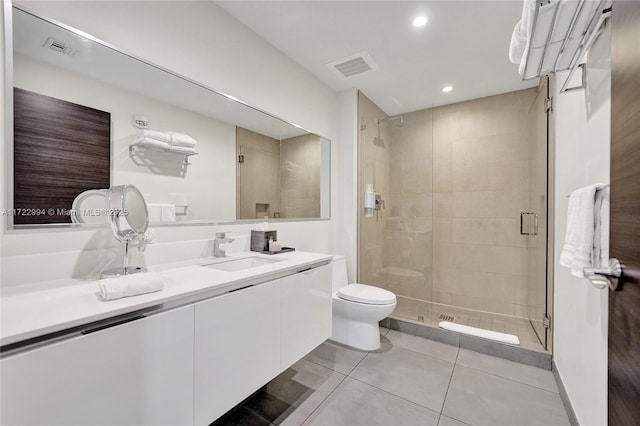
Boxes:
[101,185,149,278]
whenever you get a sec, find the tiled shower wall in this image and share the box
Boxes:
[431,88,538,317]
[359,88,540,319]
[357,93,390,284]
[280,134,321,218]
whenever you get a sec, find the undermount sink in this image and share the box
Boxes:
[202,256,283,272]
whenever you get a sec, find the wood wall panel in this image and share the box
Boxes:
[609,1,640,424]
[13,88,111,224]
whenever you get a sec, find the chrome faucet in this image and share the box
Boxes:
[213,231,235,258]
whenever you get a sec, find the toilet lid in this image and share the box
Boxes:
[337,284,396,305]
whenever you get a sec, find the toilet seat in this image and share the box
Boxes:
[337,284,396,305]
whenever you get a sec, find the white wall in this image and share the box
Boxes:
[1,1,346,287]
[333,90,358,282]
[553,28,610,426]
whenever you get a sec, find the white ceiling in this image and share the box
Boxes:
[217,0,538,116]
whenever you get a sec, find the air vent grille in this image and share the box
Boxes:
[335,57,371,77]
[43,37,73,55]
[326,51,379,80]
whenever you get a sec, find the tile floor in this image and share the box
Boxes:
[212,328,569,426]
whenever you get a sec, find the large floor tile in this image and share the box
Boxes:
[443,365,570,426]
[302,377,440,426]
[210,405,272,426]
[456,348,557,393]
[304,340,367,375]
[383,329,459,362]
[438,415,470,426]
[245,359,346,426]
[350,344,455,412]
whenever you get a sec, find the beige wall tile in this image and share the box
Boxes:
[453,244,527,276]
[433,192,452,217]
[451,217,520,247]
[433,166,452,193]
[433,217,452,242]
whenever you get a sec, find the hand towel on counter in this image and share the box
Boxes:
[99,272,164,301]
[147,203,176,222]
[560,183,609,278]
[167,132,197,147]
[136,129,171,143]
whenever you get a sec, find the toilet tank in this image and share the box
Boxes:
[331,255,349,293]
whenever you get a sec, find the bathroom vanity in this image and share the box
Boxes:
[0,251,332,426]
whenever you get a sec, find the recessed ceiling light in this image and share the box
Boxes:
[442,86,453,93]
[412,16,428,27]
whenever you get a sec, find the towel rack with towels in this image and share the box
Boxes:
[129,143,198,165]
[521,0,611,92]
[566,183,609,197]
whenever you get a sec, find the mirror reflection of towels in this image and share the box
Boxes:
[147,203,176,222]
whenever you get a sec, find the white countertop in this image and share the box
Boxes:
[0,251,333,348]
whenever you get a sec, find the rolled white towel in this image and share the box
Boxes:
[99,272,164,301]
[136,130,171,143]
[167,131,197,147]
[135,138,172,150]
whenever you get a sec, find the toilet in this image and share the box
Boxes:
[330,255,397,351]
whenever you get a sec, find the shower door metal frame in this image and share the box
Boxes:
[526,75,555,352]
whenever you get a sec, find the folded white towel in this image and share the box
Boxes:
[136,130,171,143]
[147,203,176,222]
[168,145,197,155]
[167,132,197,147]
[99,272,164,301]
[135,137,172,151]
[560,183,608,278]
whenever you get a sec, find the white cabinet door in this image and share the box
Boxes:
[281,264,332,369]
[0,305,194,426]
[194,280,281,425]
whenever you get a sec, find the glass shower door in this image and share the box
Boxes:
[525,76,553,350]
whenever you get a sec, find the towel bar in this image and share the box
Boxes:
[583,258,622,291]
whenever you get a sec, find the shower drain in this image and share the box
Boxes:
[439,315,455,322]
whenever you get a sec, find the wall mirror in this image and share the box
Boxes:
[6,5,330,229]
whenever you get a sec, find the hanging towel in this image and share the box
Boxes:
[560,183,609,277]
[99,272,164,301]
[593,187,609,269]
[167,132,197,147]
[136,129,171,143]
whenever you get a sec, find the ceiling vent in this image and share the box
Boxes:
[43,37,73,55]
[326,51,379,80]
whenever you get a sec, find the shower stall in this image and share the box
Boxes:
[357,78,553,353]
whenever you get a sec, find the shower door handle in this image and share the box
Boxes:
[520,212,538,235]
